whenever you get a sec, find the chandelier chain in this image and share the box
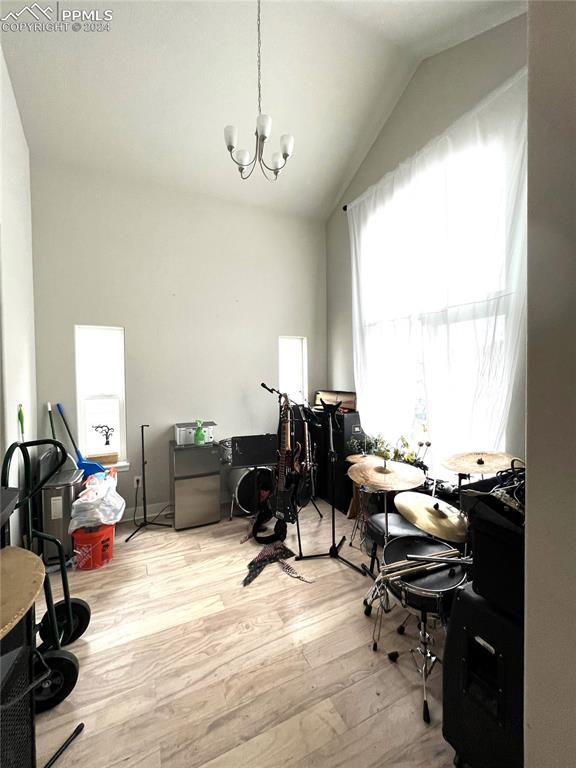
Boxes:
[257,0,262,115]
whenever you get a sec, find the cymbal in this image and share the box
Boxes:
[347,453,386,465]
[442,451,514,475]
[0,547,45,641]
[347,460,425,492]
[394,491,467,543]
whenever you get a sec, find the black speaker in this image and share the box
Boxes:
[313,411,363,512]
[463,491,525,622]
[443,583,523,768]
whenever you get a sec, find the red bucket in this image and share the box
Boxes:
[73,524,115,570]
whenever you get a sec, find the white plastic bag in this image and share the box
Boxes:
[69,469,126,533]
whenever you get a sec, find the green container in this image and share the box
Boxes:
[194,420,205,445]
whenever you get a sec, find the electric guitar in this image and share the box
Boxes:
[272,394,301,524]
[296,405,315,507]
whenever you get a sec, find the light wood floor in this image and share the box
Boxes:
[37,503,455,768]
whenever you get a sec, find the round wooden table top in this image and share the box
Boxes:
[347,453,387,466]
[347,460,425,493]
[442,451,515,476]
[0,546,45,640]
[394,491,467,543]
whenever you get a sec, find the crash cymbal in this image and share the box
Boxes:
[347,453,387,465]
[394,491,467,543]
[442,451,514,475]
[0,547,45,640]
[347,460,425,492]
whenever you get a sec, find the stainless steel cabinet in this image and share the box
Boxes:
[169,441,220,530]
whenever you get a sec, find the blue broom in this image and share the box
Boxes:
[56,403,104,479]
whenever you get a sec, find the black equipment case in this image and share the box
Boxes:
[443,583,523,768]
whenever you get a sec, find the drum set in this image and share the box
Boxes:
[347,450,514,724]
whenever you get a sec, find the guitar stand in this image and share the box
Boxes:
[295,402,365,577]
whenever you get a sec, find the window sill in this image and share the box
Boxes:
[102,460,130,472]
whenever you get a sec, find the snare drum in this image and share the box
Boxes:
[382,535,466,619]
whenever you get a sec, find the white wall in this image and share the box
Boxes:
[525,3,576,764]
[0,48,37,539]
[325,14,527,439]
[31,162,326,507]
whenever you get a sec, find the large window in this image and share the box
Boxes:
[278,336,308,404]
[75,325,126,462]
[349,71,527,469]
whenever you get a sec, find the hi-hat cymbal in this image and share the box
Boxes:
[394,491,467,543]
[442,451,514,475]
[347,460,425,492]
[0,546,45,641]
[347,453,386,465]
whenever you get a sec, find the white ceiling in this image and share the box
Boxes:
[1,1,526,219]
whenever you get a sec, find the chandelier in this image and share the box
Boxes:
[224,0,294,181]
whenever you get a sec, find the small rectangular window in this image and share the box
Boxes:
[278,336,308,404]
[75,325,126,462]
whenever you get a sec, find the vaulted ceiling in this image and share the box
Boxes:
[1,1,525,219]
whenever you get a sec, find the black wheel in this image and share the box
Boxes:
[364,604,372,617]
[372,641,378,652]
[39,598,91,647]
[387,651,399,663]
[397,625,406,635]
[34,650,79,713]
[423,699,431,724]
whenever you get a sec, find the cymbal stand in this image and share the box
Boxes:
[359,486,393,578]
[295,401,365,576]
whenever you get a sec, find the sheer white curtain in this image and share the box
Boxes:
[349,70,527,470]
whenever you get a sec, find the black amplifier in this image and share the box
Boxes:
[313,411,364,512]
[219,434,278,468]
[462,483,525,621]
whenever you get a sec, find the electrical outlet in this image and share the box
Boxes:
[133,475,142,489]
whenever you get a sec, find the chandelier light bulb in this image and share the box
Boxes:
[280,134,294,159]
[224,125,238,151]
[234,149,251,166]
[256,114,272,140]
[271,152,283,170]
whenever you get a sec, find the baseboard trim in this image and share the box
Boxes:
[121,501,173,525]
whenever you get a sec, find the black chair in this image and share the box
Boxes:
[364,511,428,575]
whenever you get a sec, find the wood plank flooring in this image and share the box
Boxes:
[36,504,454,767]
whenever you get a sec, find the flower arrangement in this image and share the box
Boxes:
[348,434,428,473]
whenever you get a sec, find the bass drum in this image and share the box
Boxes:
[228,466,275,515]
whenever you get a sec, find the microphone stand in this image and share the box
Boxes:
[125,424,171,542]
[295,400,365,576]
